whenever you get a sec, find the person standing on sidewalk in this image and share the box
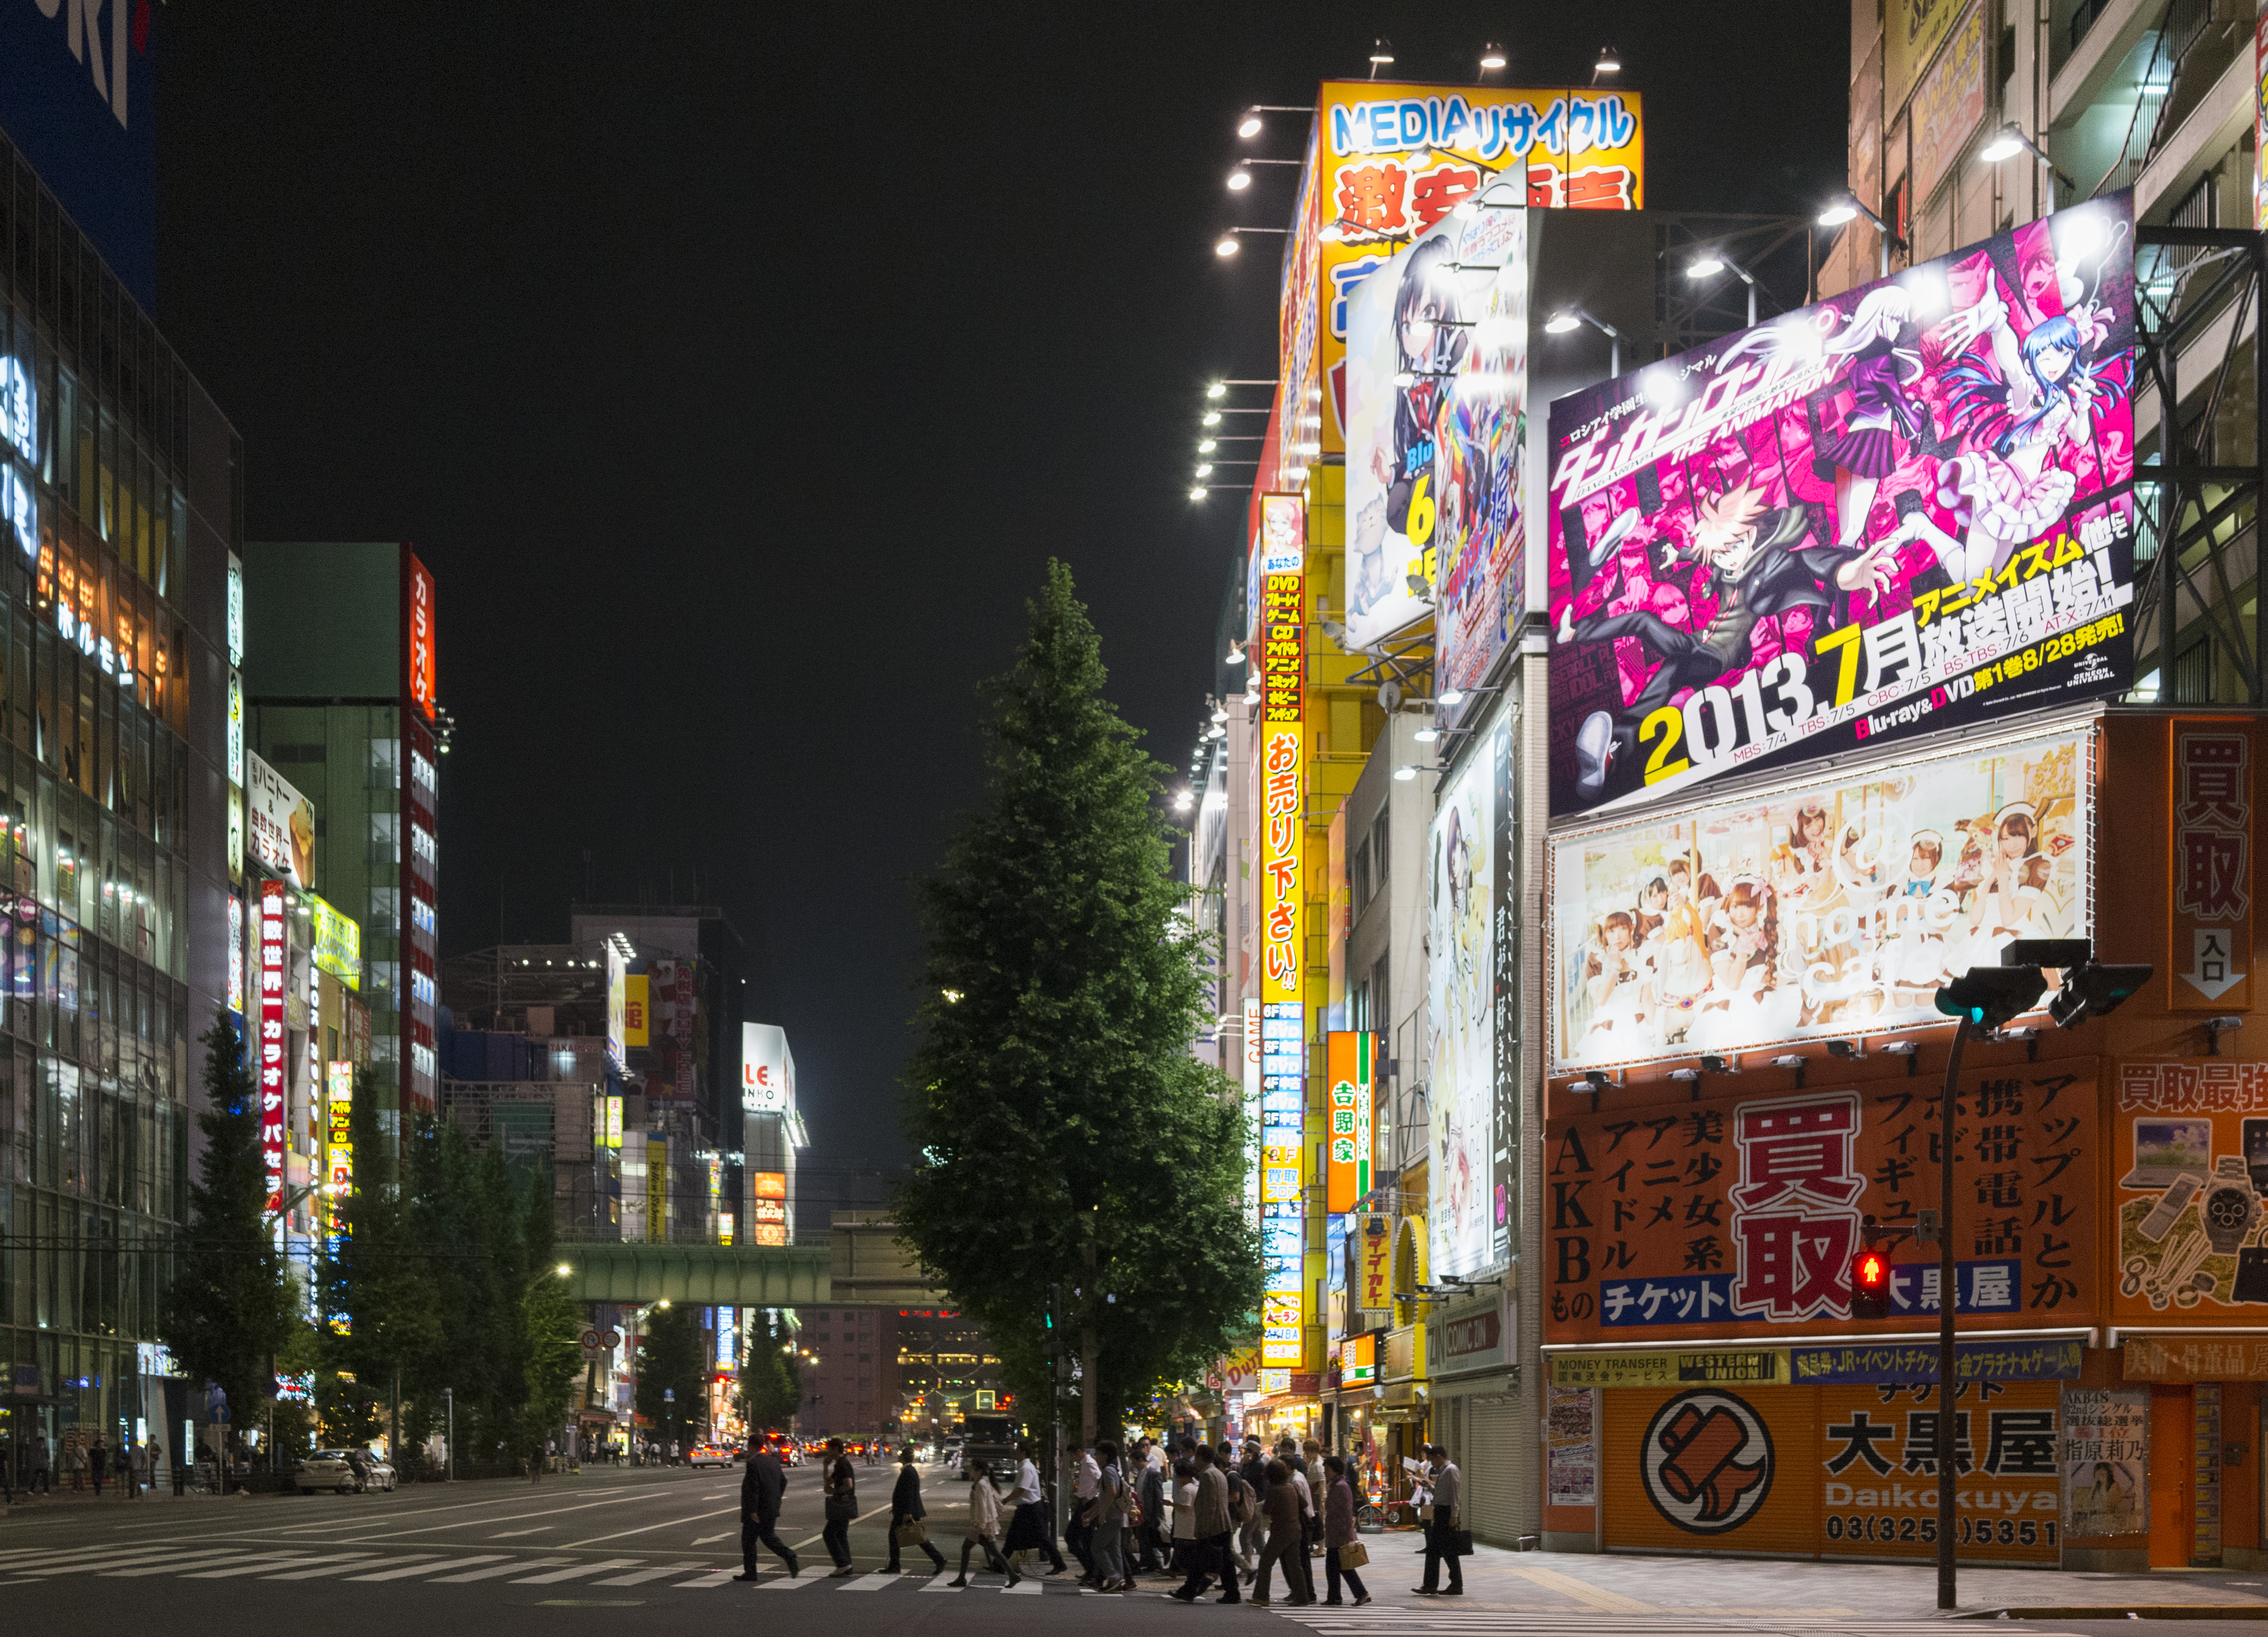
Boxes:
[1136,1446,1168,1574]
[884,1445,948,1576]
[1414,1444,1463,1596]
[733,1439,798,1581]
[821,1437,858,1576]
[1321,1456,1372,1606]
[1002,1441,1067,1575]
[88,1437,108,1498]
[950,1455,1018,1587]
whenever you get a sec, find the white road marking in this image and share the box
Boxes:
[673,1569,742,1588]
[265,1553,448,1581]
[488,1527,550,1539]
[842,1572,904,1590]
[1003,1578,1043,1594]
[561,1505,736,1547]
[99,1552,264,1577]
[920,1572,963,1593]
[187,1553,381,1579]
[367,1554,519,1581]
[756,1572,815,1589]
[590,1562,710,1586]
[508,1558,647,1584]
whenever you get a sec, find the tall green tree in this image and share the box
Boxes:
[521,1178,587,1445]
[162,1015,297,1440]
[319,1069,440,1458]
[737,1309,803,1433]
[634,1304,707,1449]
[896,561,1261,1439]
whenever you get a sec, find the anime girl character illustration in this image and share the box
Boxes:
[1816,286,1938,551]
[1884,247,2131,585]
[1351,234,1465,623]
[1555,481,1904,804]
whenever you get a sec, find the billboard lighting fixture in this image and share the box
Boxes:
[1593,45,1621,79]
[1413,726,1439,743]
[1227,169,1252,191]
[1206,381,1229,399]
[1393,763,1442,782]
[1826,1038,1867,1059]
[1238,112,1263,138]
[1544,306,1622,377]
[1368,37,1393,65]
[1202,411,1222,426]
[1190,486,1208,501]
[1479,42,1506,71]
[1686,249,1759,325]
[1199,439,1217,453]
[1215,235,1239,257]
[1196,464,1213,478]
[1975,124,2074,211]
[1437,687,1465,706]
[1225,641,1245,666]
[1210,703,1230,724]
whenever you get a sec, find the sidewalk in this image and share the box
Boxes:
[1431,1545,2268,1621]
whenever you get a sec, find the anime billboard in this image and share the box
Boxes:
[1551,726,2091,1072]
[1341,191,1527,698]
[1546,195,2137,820]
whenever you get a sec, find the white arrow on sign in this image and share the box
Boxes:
[2183,927,2247,1001]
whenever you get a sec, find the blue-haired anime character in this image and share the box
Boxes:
[1884,282,2129,583]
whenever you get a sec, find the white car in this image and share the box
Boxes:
[687,1444,733,1468]
[296,1449,396,1493]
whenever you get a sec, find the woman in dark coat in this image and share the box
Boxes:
[884,1445,948,1575]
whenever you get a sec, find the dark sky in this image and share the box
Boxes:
[153,3,1843,1166]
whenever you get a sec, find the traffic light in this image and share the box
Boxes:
[1042,1283,1062,1358]
[1849,1246,1891,1320]
[2047,962,2154,1029]
[1934,965,2046,1028]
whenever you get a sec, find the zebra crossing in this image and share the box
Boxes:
[1276,1616,2087,1637]
[0,1541,1072,1594]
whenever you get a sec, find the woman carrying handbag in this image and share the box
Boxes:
[885,1445,948,1575]
[1321,1455,1372,1606]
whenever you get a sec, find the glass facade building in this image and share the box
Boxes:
[0,131,238,1476]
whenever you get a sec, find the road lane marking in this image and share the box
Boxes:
[921,1572,962,1592]
[177,1555,327,1578]
[789,1500,893,1549]
[509,1558,647,1584]
[99,1552,264,1577]
[356,1554,514,1581]
[1002,1577,1042,1594]
[692,1532,734,1545]
[561,1505,737,1547]
[0,1547,214,1573]
[489,1528,550,1538]
[423,1557,573,1584]
[674,1569,742,1588]
[266,1553,450,1581]
[842,1572,904,1589]
[591,1563,709,1585]
[186,1553,381,1579]
[756,1572,814,1589]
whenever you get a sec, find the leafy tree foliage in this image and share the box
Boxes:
[737,1309,803,1433]
[161,1015,296,1434]
[896,561,1261,1435]
[634,1303,707,1449]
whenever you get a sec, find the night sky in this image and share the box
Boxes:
[152,3,1843,1170]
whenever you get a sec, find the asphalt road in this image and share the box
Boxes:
[0,1463,2260,1637]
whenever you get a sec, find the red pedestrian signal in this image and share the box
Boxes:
[1849,1248,1890,1318]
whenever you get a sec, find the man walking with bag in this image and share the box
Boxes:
[1414,1444,1463,1597]
[885,1444,948,1575]
[733,1437,799,1581]
[821,1438,858,1576]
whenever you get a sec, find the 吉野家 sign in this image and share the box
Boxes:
[1546,195,2136,820]
[1551,724,2091,1071]
[1326,1031,1375,1213]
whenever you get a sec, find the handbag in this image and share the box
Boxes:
[1336,1541,1370,1569]
[893,1517,928,1546]
[825,1488,857,1521]
[1450,1527,1474,1556]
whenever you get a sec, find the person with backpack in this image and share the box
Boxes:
[821,1437,858,1576]
[885,1445,948,1575]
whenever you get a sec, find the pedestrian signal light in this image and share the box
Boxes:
[1849,1247,1891,1319]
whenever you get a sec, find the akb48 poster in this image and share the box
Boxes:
[1546,195,2138,820]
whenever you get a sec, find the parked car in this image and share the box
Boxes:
[295,1448,396,1494]
[687,1444,733,1468]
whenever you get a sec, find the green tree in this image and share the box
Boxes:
[737,1310,803,1433]
[634,1304,707,1450]
[896,561,1262,1439]
[521,1180,586,1447]
[162,1015,297,1446]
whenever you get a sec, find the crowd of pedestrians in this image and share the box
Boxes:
[730,1425,1466,1602]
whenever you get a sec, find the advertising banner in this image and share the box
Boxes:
[606,945,626,1072]
[623,973,649,1048]
[245,752,317,890]
[742,1022,795,1114]
[1428,711,1511,1278]
[257,882,288,1215]
[2109,1061,2268,1324]
[1340,196,1527,687]
[1359,1213,1393,1311]
[1910,5,1984,204]
[1326,1030,1374,1213]
[1606,1380,2061,1560]
[1551,726,2090,1071]
[1280,82,1641,473]
[1546,196,2136,820]
[1544,1065,2099,1345]
[310,894,361,991]
[1546,1385,1598,1506]
[407,550,438,723]
[2169,720,2253,1010]
[2063,1387,2147,1536]
[2257,16,2268,232]
[1551,1350,1787,1390]
[1260,1001,1305,1366]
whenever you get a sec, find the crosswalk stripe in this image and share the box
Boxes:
[920,1572,962,1592]
[178,1555,328,1579]
[266,1553,447,1581]
[672,1569,742,1588]
[841,1571,905,1590]
[508,1558,646,1584]
[755,1571,813,1589]
[590,1562,709,1586]
[5,1548,216,1575]
[1003,1577,1043,1594]
[1277,1624,2087,1636]
[413,1556,546,1583]
[99,1552,263,1577]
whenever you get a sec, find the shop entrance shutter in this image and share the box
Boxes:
[1464,1396,1520,1544]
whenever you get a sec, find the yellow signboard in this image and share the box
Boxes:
[625,974,649,1048]
[1887,0,1963,114]
[1549,1350,1789,1390]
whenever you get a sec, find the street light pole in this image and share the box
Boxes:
[1935,1016,1969,1611]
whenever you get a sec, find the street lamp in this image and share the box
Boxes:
[1544,306,1622,377]
[1976,122,2075,212]
[1686,247,1759,327]
[1817,191,1906,280]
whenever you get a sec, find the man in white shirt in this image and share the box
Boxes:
[1068,1443,1102,1580]
[1003,1444,1067,1575]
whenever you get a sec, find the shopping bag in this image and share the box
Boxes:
[1337,1541,1370,1569]
[893,1518,928,1546]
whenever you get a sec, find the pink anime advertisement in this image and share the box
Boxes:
[1546,194,2137,820]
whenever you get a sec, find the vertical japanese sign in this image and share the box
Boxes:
[1260,1003,1306,1366]
[646,1136,667,1241]
[1544,1065,2097,1343]
[1326,1031,1374,1213]
[2170,722,2252,1009]
[1295,82,1641,464]
[750,1171,788,1246]
[1243,996,1263,1215]
[1546,196,2136,820]
[1909,4,1984,204]
[1429,713,1505,1278]
[258,881,288,1216]
[1360,1213,1393,1310]
[2255,16,2268,232]
[2063,1387,2147,1536]
[2110,1062,2268,1322]
[405,549,437,723]
[1258,495,1306,1011]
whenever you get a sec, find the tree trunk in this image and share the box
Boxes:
[1081,1324,1099,1446]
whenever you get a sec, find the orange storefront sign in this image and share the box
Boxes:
[1605,1380,2061,1562]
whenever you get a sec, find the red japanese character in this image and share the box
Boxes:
[1733,1209,1858,1320]
[1526,164,1559,209]
[1409,165,1480,231]
[1567,165,1636,210]
[1334,163,1408,236]
[1730,1092,1863,1210]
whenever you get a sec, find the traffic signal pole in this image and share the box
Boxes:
[1935,1015,1969,1613]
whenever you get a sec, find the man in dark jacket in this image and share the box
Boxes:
[734,1443,799,1581]
[884,1445,947,1574]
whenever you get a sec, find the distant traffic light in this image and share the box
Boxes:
[1849,1247,1891,1320]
